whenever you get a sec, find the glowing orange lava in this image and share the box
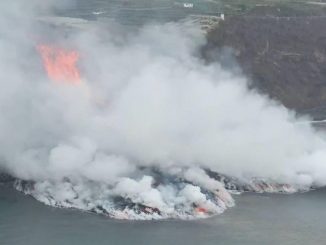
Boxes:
[37,44,81,84]
[195,207,208,214]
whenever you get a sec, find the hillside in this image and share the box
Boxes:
[203,6,326,119]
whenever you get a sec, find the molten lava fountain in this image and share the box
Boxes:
[37,44,81,84]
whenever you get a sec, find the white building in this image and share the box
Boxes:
[183,3,194,8]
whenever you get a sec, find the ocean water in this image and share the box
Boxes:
[56,0,222,25]
[1,184,326,245]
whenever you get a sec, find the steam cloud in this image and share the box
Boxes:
[1,0,326,219]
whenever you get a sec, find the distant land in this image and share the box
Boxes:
[204,3,326,119]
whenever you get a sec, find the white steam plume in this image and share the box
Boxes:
[1,0,326,219]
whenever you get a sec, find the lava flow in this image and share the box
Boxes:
[37,44,81,84]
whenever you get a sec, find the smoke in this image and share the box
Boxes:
[1,0,326,218]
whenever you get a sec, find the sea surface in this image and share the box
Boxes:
[1,184,326,245]
[55,0,222,25]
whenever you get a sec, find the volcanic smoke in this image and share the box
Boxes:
[2,0,326,220]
